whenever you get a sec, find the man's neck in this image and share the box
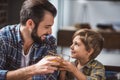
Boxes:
[20,25,34,55]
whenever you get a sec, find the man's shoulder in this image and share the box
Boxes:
[0,24,19,32]
[0,24,20,41]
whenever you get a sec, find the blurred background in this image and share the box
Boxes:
[0,0,120,69]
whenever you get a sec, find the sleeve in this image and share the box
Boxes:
[45,35,59,79]
[86,64,106,80]
[45,35,57,54]
[0,70,8,80]
[32,35,59,80]
[0,36,8,80]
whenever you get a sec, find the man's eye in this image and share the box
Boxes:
[45,27,49,29]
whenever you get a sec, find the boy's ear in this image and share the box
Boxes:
[88,48,94,56]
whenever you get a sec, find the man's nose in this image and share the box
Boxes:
[48,28,52,34]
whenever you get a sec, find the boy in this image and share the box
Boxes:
[59,29,105,80]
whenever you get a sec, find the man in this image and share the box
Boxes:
[0,0,60,80]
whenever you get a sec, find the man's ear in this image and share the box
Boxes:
[26,19,35,29]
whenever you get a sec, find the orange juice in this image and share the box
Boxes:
[44,55,65,67]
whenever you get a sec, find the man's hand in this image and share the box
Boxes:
[33,56,61,74]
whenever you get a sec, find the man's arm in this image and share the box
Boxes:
[6,65,35,80]
[6,56,60,80]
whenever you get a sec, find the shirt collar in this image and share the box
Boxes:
[83,59,94,69]
[16,24,24,45]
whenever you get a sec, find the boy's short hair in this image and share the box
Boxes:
[73,29,104,60]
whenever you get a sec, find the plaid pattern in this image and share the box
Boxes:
[65,60,106,80]
[0,24,58,80]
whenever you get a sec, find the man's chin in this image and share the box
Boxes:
[32,38,43,44]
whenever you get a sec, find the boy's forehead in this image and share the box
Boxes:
[73,36,81,41]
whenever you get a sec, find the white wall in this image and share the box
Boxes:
[61,0,120,30]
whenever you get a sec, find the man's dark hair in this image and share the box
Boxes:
[20,0,57,26]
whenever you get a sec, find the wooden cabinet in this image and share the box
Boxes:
[57,29,120,49]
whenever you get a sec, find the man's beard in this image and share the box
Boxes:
[31,27,47,44]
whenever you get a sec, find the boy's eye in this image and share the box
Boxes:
[74,42,79,46]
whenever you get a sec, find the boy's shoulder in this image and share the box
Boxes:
[88,59,104,68]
